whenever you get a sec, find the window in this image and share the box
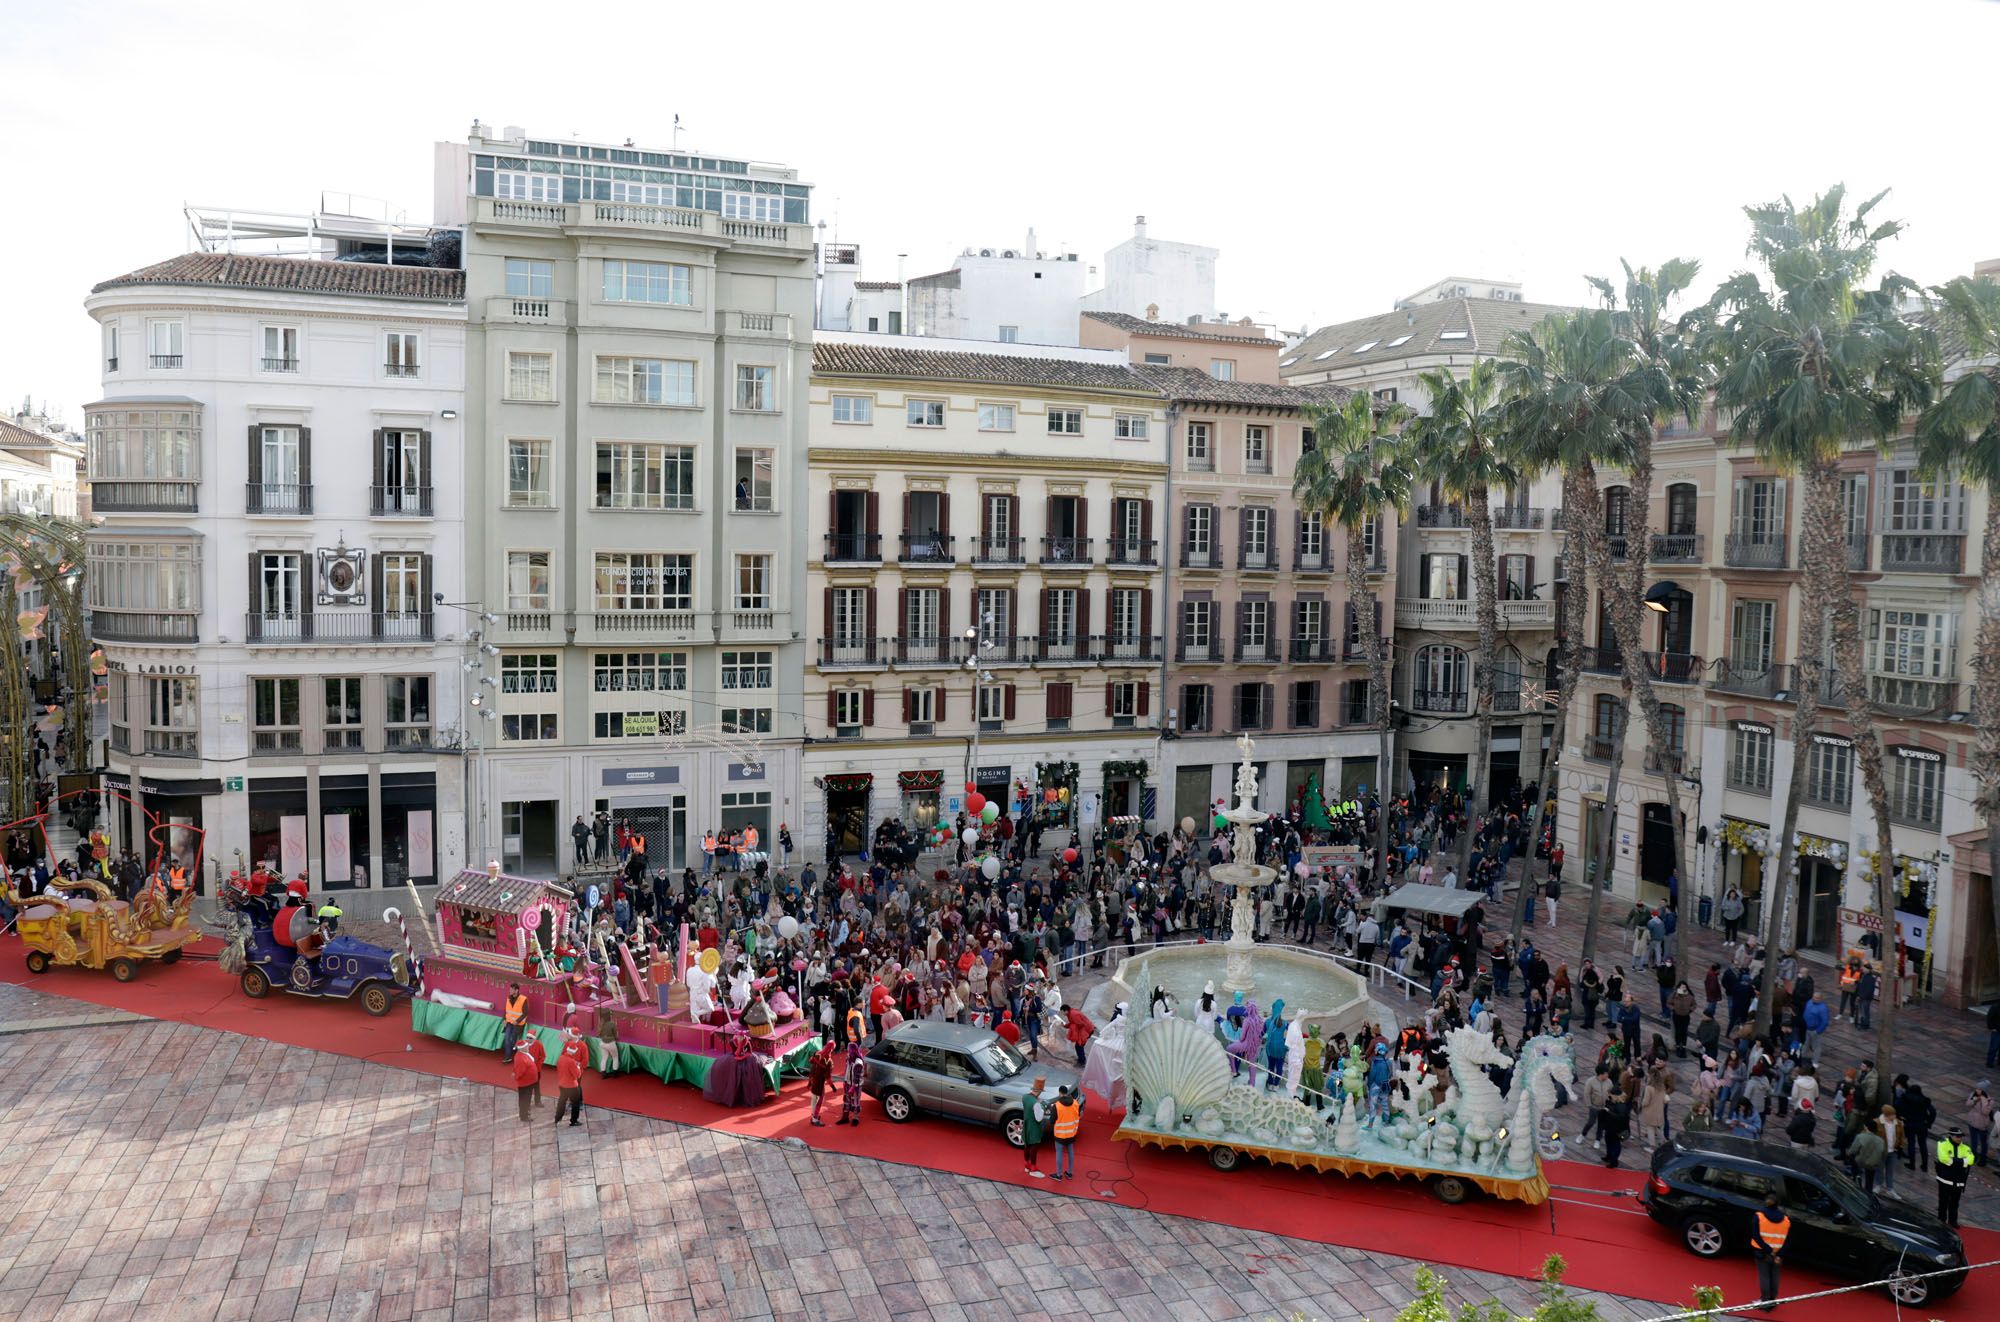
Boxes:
[504,258,553,298]
[323,677,363,750]
[1181,599,1213,655]
[1180,684,1212,733]
[1111,587,1142,642]
[1301,426,1316,453]
[1045,682,1073,731]
[255,551,304,621]
[385,676,431,748]
[1184,505,1213,558]
[735,555,771,610]
[103,323,119,371]
[145,676,198,755]
[1415,645,1469,711]
[384,332,420,377]
[506,551,550,610]
[255,426,303,508]
[1290,681,1320,729]
[1142,352,1171,366]
[734,364,777,411]
[733,448,774,511]
[495,171,560,202]
[502,713,558,742]
[1731,477,1786,542]
[596,442,695,510]
[1883,469,1966,533]
[261,325,299,372]
[721,651,774,690]
[722,191,784,222]
[1047,408,1083,435]
[1244,425,1269,472]
[147,320,184,368]
[593,652,688,693]
[1868,608,1956,680]
[904,587,940,644]
[1110,681,1141,723]
[720,707,773,734]
[594,710,689,739]
[505,351,554,401]
[907,398,946,428]
[377,429,425,511]
[1501,553,1531,600]
[501,654,559,695]
[1298,512,1326,564]
[832,394,874,424]
[1243,507,1272,565]
[1241,599,1270,652]
[1730,723,1775,792]
[1115,413,1149,440]
[833,689,865,734]
[1374,386,1399,403]
[596,356,696,406]
[1591,694,1622,760]
[1889,747,1943,825]
[1044,587,1078,644]
[381,552,425,617]
[594,552,693,612]
[997,326,1019,344]
[1209,359,1236,381]
[602,259,692,305]
[252,678,302,753]
[1295,598,1325,645]
[978,403,1016,432]
[1362,515,1382,566]
[1234,683,1269,729]
[906,687,938,729]
[1186,421,1212,468]
[1807,737,1852,807]
[1652,703,1687,772]
[506,439,551,507]
[978,685,1007,726]
[976,586,1013,644]
[1353,341,1379,354]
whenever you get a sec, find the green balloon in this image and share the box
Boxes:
[1213,813,1229,831]
[980,802,1000,823]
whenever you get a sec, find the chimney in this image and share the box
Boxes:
[502,124,525,143]
[1026,227,1038,259]
[1134,215,1148,239]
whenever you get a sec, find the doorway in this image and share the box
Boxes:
[1174,766,1212,834]
[1797,857,1840,955]
[825,787,869,863]
[501,799,559,878]
[1581,799,1616,891]
[1640,802,1676,899]
[1404,750,1466,802]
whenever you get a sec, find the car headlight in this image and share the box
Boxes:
[1934,1252,1958,1266]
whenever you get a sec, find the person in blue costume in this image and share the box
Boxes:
[1263,998,1289,1090]
[1366,1040,1394,1122]
[1226,998,1264,1080]
[1218,989,1246,1046]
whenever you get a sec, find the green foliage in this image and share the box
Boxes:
[1915,274,2000,487]
[1294,392,1412,531]
[1391,1255,1599,1322]
[1408,358,1515,497]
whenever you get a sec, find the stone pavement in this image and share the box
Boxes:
[0,980,1676,1322]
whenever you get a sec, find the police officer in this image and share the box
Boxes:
[315,897,342,933]
[1749,1194,1789,1311]
[1936,1124,1975,1227]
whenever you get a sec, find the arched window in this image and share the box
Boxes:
[1414,645,1468,713]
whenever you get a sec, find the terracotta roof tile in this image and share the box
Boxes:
[813,341,1158,393]
[1084,310,1280,347]
[853,280,902,291]
[92,253,465,302]
[1133,366,1351,409]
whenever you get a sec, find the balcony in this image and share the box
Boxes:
[484,296,571,325]
[148,354,183,369]
[1710,659,1779,698]
[1344,636,1387,662]
[1293,549,1332,573]
[1492,506,1546,531]
[1579,646,1623,675]
[1607,534,1629,560]
[93,480,198,513]
[1179,545,1221,571]
[1108,538,1157,567]
[504,611,551,633]
[385,727,435,751]
[1416,505,1468,529]
[1394,598,1557,630]
[244,612,435,643]
[261,357,299,374]
[1847,534,1869,571]
[371,485,434,517]
[1493,687,1523,713]
[894,635,957,666]
[474,197,815,250]
[1234,638,1278,664]
[1770,663,1847,708]
[820,639,881,668]
[1724,534,1788,568]
[1289,637,1334,663]
[92,611,196,644]
[1645,748,1688,776]
[969,635,1024,664]
[899,532,954,565]
[253,730,303,755]
[825,532,881,563]
[1036,634,1092,663]
[1649,532,1705,563]
[1879,532,1964,574]
[385,362,420,378]
[143,730,199,758]
[1411,687,1469,714]
[593,611,697,638]
[973,535,1024,565]
[1101,634,1160,663]
[1238,546,1278,573]
[1552,508,1567,530]
[728,610,780,637]
[1642,651,1704,684]
[1040,536,1092,567]
[1176,639,1220,663]
[1869,674,1958,718]
[245,482,312,515]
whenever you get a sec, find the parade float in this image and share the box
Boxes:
[216,880,420,1016]
[8,874,198,981]
[407,863,820,1096]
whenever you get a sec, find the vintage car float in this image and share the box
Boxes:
[217,888,418,1016]
[8,875,199,980]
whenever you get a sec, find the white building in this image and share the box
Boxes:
[84,252,468,898]
[907,232,1090,345]
[0,416,81,518]
[1080,216,1219,329]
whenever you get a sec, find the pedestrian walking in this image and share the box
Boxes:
[554,1028,587,1126]
[838,1040,866,1125]
[806,1040,836,1126]
[1750,1195,1789,1311]
[511,1040,541,1122]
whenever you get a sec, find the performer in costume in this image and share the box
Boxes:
[838,1040,866,1125]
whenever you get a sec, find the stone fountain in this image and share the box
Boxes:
[1217,733,1279,997]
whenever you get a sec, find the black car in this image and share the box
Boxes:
[1641,1133,1965,1305]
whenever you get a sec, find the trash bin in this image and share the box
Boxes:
[1698,894,1713,927]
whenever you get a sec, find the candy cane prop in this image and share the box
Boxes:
[382,906,424,995]
[403,880,436,953]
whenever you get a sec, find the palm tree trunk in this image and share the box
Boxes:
[1757,462,1839,1035]
[1349,526,1393,883]
[1567,467,1626,968]
[1465,482,1499,873]
[1975,496,2000,1016]
[1512,471,1588,942]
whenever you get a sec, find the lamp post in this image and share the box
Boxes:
[439,599,499,869]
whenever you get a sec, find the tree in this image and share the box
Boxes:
[1499,309,1644,964]
[1297,392,1412,885]
[1408,359,1513,872]
[1706,186,1938,1070]
[1915,272,2000,1007]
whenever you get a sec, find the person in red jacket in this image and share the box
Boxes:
[525,1033,548,1110]
[555,1027,588,1126]
[995,1010,1022,1046]
[807,1040,837,1126]
[1065,1005,1095,1065]
[511,1042,542,1122]
[867,978,894,1045]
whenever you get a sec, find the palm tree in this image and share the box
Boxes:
[1706,186,1938,1073]
[1915,273,2000,999]
[1589,260,1714,975]
[1297,392,1412,884]
[1407,360,1512,873]
[1497,309,1644,961]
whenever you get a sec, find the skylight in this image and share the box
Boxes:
[1386,334,1413,347]
[1280,356,1299,367]
[1314,346,1342,360]
[1353,340,1379,353]
[1439,330,1470,340]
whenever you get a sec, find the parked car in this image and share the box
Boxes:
[863,1021,1081,1147]
[1641,1133,1965,1305]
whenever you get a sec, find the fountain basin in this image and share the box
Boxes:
[1109,943,1391,1043]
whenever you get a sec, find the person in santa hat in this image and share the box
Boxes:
[555,1026,588,1127]
[511,1038,542,1122]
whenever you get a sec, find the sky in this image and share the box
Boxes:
[5,0,1998,426]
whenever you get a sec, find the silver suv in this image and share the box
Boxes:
[863,1021,1082,1147]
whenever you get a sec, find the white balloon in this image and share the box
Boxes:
[777,915,799,940]
[981,855,1002,880]
[962,828,979,846]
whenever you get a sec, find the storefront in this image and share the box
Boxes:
[719,759,772,844]
[1100,758,1148,824]
[1173,765,1213,836]
[597,764,689,872]
[1716,816,1769,912]
[821,772,872,860]
[320,775,372,890]
[249,777,309,877]
[382,772,439,886]
[898,769,943,829]
[1286,759,1325,815]
[106,771,218,891]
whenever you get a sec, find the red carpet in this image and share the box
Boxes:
[6,944,1992,1319]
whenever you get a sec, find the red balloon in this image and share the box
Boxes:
[1062,847,1079,865]
[966,793,987,815]
[964,781,977,795]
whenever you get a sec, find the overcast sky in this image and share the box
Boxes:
[7,0,1998,424]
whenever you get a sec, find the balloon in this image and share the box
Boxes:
[776,915,799,940]
[964,781,977,795]
[1045,789,1059,804]
[1294,862,1309,878]
[980,802,1000,824]
[967,793,987,815]
[1180,816,1196,834]
[1062,847,1079,865]
[1214,814,1229,831]
[981,855,1001,880]
[1058,787,1070,803]
[961,828,979,846]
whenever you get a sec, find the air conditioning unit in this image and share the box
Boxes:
[979,248,994,257]
[1002,249,1018,258]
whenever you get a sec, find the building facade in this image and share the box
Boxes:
[803,334,1168,857]
[83,252,467,891]
[439,126,815,877]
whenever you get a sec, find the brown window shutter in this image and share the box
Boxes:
[1041,586,1053,634]
[828,490,840,535]
[247,425,263,486]
[1076,497,1088,542]
[823,586,834,638]
[1005,684,1017,720]
[934,687,946,722]
[902,688,913,724]
[1140,591,1153,642]
[419,554,434,626]
[369,550,385,633]
[981,493,993,540]
[1006,586,1017,642]
[1263,683,1275,727]
[938,588,951,641]
[1105,681,1115,715]
[1076,587,1091,638]
[416,429,429,495]
[827,692,839,729]
[866,588,878,647]
[1137,681,1151,716]
[865,490,879,536]
[937,491,951,537]
[371,428,386,491]
[897,587,909,641]
[299,426,313,491]
[902,490,913,537]
[1141,499,1154,543]
[1046,493,1056,540]
[863,690,876,725]
[247,551,262,636]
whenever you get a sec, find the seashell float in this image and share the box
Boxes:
[1153,1095,1177,1131]
[1290,1125,1318,1148]
[1125,1018,1234,1121]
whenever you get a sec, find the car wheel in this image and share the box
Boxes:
[161,948,182,964]
[1886,1272,1931,1306]
[110,958,137,983]
[24,949,49,974]
[1209,1145,1242,1173]
[1680,1215,1728,1258]
[880,1087,915,1123]
[1002,1114,1025,1149]
[241,967,271,998]
[1431,1175,1471,1205]
[360,984,393,1017]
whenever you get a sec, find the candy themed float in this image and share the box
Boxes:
[409,862,820,1096]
